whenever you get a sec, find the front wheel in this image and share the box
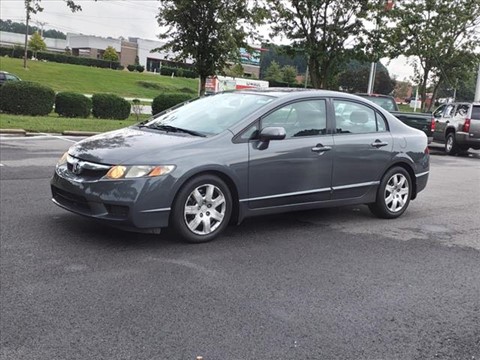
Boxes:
[171,175,232,243]
[369,167,412,219]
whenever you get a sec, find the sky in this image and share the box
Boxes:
[1,0,415,81]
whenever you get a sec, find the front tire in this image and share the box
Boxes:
[445,133,459,155]
[369,167,412,219]
[171,175,232,243]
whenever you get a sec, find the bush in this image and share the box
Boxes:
[152,93,193,114]
[136,65,145,73]
[159,65,198,79]
[55,92,92,118]
[0,81,55,116]
[127,64,136,72]
[0,46,120,69]
[91,93,131,120]
[117,65,125,71]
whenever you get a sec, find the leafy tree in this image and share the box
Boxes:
[393,81,412,101]
[436,66,479,102]
[155,0,260,96]
[103,46,119,62]
[281,65,297,84]
[385,0,480,110]
[225,63,245,78]
[0,19,67,39]
[264,61,283,82]
[266,0,370,89]
[338,61,395,94]
[259,44,307,79]
[28,31,46,56]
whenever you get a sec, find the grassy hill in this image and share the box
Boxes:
[0,57,198,99]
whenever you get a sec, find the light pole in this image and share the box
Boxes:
[475,63,480,102]
[23,6,30,69]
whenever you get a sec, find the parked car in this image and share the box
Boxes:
[51,89,430,243]
[431,102,480,155]
[0,71,21,86]
[356,93,434,143]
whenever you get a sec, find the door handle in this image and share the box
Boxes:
[371,140,388,148]
[311,145,332,153]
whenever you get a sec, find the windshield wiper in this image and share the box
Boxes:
[146,124,206,137]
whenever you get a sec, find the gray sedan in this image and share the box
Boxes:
[51,90,430,243]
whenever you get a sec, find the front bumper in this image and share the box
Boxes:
[51,165,174,230]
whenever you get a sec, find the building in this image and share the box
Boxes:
[0,31,66,53]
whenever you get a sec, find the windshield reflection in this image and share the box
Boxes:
[143,93,275,136]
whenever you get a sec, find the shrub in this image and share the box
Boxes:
[0,81,55,116]
[55,92,92,118]
[152,93,193,114]
[127,64,136,72]
[136,65,145,73]
[0,46,120,69]
[117,65,125,71]
[91,93,131,120]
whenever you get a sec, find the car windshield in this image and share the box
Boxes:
[142,93,275,136]
[362,96,396,111]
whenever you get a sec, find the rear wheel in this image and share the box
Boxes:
[369,167,412,219]
[445,133,459,155]
[171,175,232,243]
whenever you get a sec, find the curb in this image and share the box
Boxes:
[0,129,26,135]
[62,131,100,136]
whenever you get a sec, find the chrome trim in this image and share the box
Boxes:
[332,181,380,191]
[239,187,331,203]
[415,171,429,178]
[67,155,111,171]
[140,207,171,213]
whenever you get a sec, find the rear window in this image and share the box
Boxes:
[472,106,480,120]
[360,96,397,112]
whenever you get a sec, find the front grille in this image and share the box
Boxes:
[52,186,90,212]
[67,162,109,179]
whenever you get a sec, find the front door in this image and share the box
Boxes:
[247,99,334,209]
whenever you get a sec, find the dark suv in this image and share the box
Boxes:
[0,71,21,86]
[432,102,480,155]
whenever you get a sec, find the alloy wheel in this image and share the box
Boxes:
[384,173,409,213]
[184,184,226,235]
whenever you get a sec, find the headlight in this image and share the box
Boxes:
[57,152,68,167]
[105,165,175,179]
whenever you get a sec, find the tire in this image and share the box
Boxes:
[171,174,232,243]
[445,133,459,155]
[369,167,412,219]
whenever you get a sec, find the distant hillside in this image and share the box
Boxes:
[0,58,198,99]
[0,19,67,39]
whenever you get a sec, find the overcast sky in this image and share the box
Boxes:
[1,0,414,80]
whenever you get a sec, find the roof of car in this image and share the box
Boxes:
[356,93,394,98]
[232,88,359,99]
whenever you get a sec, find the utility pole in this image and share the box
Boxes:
[23,6,30,69]
[475,63,480,102]
[35,21,47,37]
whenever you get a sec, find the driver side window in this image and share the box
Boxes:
[261,100,327,138]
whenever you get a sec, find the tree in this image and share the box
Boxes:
[225,63,245,78]
[155,0,260,96]
[22,0,88,68]
[103,46,119,62]
[337,60,395,94]
[281,65,297,84]
[28,31,46,57]
[266,0,371,89]
[385,0,480,110]
[264,60,283,82]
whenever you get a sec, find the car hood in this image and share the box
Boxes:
[68,127,203,165]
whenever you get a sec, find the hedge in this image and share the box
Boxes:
[55,92,92,118]
[159,66,198,79]
[0,46,120,69]
[92,93,131,120]
[152,93,193,114]
[0,81,55,116]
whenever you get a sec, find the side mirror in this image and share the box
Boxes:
[259,127,286,141]
[257,127,286,150]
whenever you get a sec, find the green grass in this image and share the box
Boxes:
[0,57,198,99]
[397,104,415,112]
[0,113,148,133]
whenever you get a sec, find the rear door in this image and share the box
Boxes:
[332,99,393,199]
[435,104,456,141]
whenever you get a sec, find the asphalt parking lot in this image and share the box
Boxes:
[1,136,479,360]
